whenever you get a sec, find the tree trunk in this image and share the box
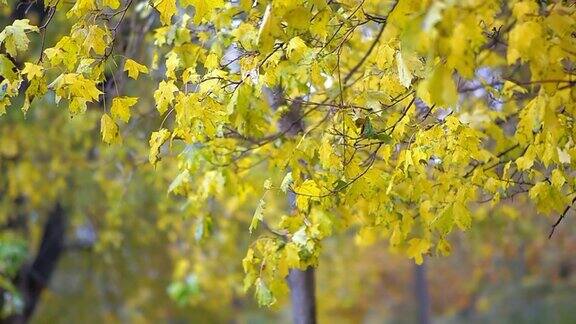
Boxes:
[5,203,66,323]
[287,267,316,324]
[414,261,431,324]
[265,86,316,324]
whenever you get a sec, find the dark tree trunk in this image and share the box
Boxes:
[265,86,316,324]
[5,203,66,323]
[287,267,316,324]
[414,261,431,324]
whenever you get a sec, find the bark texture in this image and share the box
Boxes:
[266,86,316,324]
[287,267,317,324]
[414,262,431,324]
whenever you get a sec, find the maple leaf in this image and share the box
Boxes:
[67,0,97,17]
[254,278,276,307]
[407,238,431,265]
[257,4,276,53]
[153,0,177,25]
[0,54,17,81]
[149,129,171,165]
[284,242,300,268]
[102,0,120,9]
[249,198,266,234]
[165,51,181,79]
[507,21,542,64]
[83,25,109,55]
[124,59,149,80]
[21,63,44,80]
[286,36,308,62]
[101,113,120,144]
[396,51,412,88]
[0,19,39,57]
[295,180,321,211]
[181,0,224,24]
[63,74,102,102]
[154,80,178,115]
[110,97,138,123]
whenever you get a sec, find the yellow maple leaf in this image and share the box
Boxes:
[149,128,171,165]
[21,62,44,80]
[295,179,321,210]
[286,36,308,62]
[257,4,278,54]
[153,0,177,25]
[515,155,534,171]
[429,65,457,107]
[110,96,138,123]
[69,97,88,115]
[124,59,149,80]
[102,0,120,9]
[67,0,97,18]
[165,51,181,79]
[181,0,224,24]
[406,238,430,265]
[101,113,120,144]
[83,25,109,55]
[507,21,542,64]
[0,54,17,81]
[396,51,412,88]
[284,242,300,268]
[0,19,39,57]
[64,74,102,102]
[551,169,566,189]
[204,53,219,69]
[154,80,178,115]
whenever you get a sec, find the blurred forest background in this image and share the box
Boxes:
[2,0,576,323]
[33,214,576,323]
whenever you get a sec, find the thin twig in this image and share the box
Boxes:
[549,196,576,239]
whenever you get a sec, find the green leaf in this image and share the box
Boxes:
[332,179,347,191]
[249,198,266,233]
[255,278,276,307]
